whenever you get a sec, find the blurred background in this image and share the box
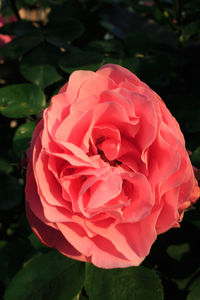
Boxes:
[0,1,200,299]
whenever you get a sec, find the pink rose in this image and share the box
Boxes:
[25,64,199,269]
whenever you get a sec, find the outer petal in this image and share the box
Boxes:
[97,64,141,86]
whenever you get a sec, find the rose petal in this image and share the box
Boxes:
[97,64,141,86]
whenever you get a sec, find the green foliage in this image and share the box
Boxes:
[0,157,13,174]
[187,276,200,300]
[45,19,85,47]
[0,33,43,59]
[0,84,46,118]
[125,32,152,55]
[13,122,35,159]
[191,146,200,167]
[0,239,33,285]
[20,46,62,88]
[4,250,85,300]
[85,39,124,54]
[0,174,23,210]
[85,264,164,300]
[0,20,37,36]
[139,54,171,86]
[166,243,190,262]
[59,50,104,73]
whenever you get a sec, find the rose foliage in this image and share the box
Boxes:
[25,64,199,269]
[0,14,16,61]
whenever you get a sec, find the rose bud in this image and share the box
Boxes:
[25,64,199,269]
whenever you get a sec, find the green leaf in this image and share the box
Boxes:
[121,56,140,75]
[187,276,200,300]
[59,50,103,73]
[0,240,33,285]
[0,33,43,59]
[166,243,190,261]
[20,46,62,88]
[0,21,38,37]
[102,55,123,65]
[0,84,46,118]
[0,157,13,174]
[100,21,125,39]
[45,19,84,48]
[78,296,88,300]
[28,232,47,251]
[165,94,200,133]
[174,99,200,133]
[125,32,152,55]
[173,269,200,291]
[85,264,164,300]
[48,1,84,23]
[21,65,62,89]
[5,250,85,300]
[0,174,23,210]
[183,21,200,40]
[191,146,200,167]
[85,40,124,54]
[20,0,38,5]
[13,122,35,158]
[139,54,171,86]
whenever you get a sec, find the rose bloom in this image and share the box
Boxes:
[25,64,199,268]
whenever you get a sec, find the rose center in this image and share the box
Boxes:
[98,148,122,167]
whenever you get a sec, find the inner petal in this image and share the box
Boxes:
[87,172,122,210]
[92,124,121,161]
[99,138,119,161]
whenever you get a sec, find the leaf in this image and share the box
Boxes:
[85,264,164,300]
[191,146,200,167]
[187,276,200,300]
[125,32,152,55]
[0,33,43,59]
[166,243,190,261]
[183,21,200,40]
[78,296,88,300]
[21,0,38,5]
[28,232,48,251]
[0,157,13,174]
[20,46,62,88]
[13,122,35,158]
[59,50,103,73]
[0,174,23,210]
[45,19,84,48]
[0,84,46,118]
[0,240,33,285]
[5,250,85,300]
[174,100,200,133]
[121,56,140,75]
[0,20,38,37]
[173,269,200,291]
[85,40,124,54]
[139,54,171,86]
[21,65,62,89]
[48,1,84,23]
[165,94,200,133]
[100,21,125,39]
